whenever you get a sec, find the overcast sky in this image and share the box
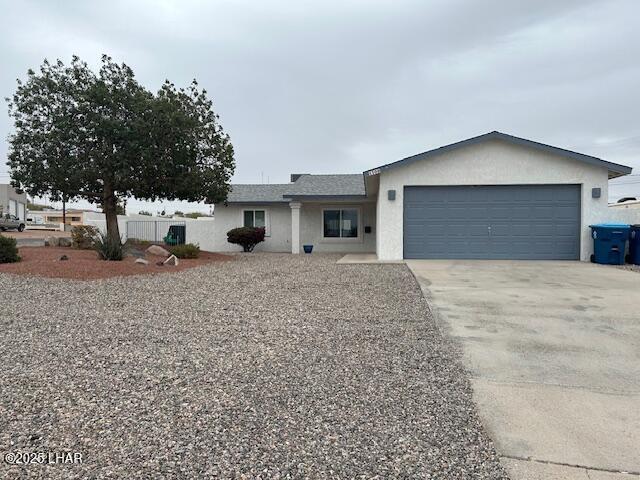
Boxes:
[1,0,639,213]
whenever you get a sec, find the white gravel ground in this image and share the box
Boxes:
[0,253,507,479]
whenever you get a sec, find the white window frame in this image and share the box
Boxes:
[241,208,270,237]
[321,206,362,243]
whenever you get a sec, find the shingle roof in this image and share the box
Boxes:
[283,174,366,197]
[226,184,292,203]
[364,131,633,179]
[225,174,366,203]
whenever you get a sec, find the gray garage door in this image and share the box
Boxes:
[403,185,581,260]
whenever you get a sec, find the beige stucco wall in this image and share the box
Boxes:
[376,139,616,261]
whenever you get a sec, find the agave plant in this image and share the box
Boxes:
[92,232,126,261]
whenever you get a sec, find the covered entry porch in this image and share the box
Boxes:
[289,199,376,254]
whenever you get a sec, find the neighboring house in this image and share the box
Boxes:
[0,184,28,221]
[27,209,91,226]
[212,131,635,261]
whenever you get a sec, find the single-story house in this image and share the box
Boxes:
[27,209,91,226]
[212,131,634,261]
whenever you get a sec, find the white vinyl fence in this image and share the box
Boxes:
[84,215,218,251]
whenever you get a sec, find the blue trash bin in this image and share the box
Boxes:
[629,225,640,265]
[589,224,630,265]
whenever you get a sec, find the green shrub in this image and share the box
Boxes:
[93,232,126,261]
[0,235,20,263]
[169,243,200,259]
[125,238,151,248]
[71,225,99,249]
[227,227,265,252]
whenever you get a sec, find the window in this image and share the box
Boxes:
[243,210,266,228]
[323,209,358,238]
[242,209,269,236]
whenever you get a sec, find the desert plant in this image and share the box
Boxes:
[125,238,151,247]
[227,227,265,252]
[93,232,126,261]
[71,225,99,249]
[169,243,201,259]
[0,235,20,263]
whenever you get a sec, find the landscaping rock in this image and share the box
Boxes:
[59,255,69,261]
[146,245,170,257]
[135,258,149,265]
[163,254,179,266]
[58,237,72,247]
[0,254,507,478]
[45,236,60,247]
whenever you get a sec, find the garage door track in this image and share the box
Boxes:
[407,260,640,480]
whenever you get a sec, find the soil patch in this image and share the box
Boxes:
[0,246,232,280]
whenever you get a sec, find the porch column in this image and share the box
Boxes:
[290,201,301,254]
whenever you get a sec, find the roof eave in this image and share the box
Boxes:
[222,200,291,205]
[284,194,369,201]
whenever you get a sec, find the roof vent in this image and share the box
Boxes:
[290,174,308,183]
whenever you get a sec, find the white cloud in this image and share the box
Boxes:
[1,0,639,208]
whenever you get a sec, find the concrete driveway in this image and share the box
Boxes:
[407,260,640,480]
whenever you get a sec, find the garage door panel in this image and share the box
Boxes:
[488,206,511,220]
[468,223,489,236]
[509,224,532,236]
[403,185,580,260]
[556,205,579,218]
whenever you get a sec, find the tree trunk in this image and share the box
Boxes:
[62,197,66,225]
[103,189,121,244]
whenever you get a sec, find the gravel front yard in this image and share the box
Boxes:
[1,253,506,479]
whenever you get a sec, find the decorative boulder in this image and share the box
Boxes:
[59,255,69,261]
[163,254,179,266]
[135,258,149,265]
[146,245,171,257]
[45,236,60,247]
[58,237,72,247]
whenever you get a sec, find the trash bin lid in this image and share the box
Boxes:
[589,223,631,228]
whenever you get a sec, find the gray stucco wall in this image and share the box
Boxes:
[211,203,292,252]
[209,201,376,253]
[299,202,376,253]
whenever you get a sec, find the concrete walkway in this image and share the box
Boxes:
[407,260,640,480]
[336,253,403,264]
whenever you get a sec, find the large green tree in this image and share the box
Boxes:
[7,55,235,243]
